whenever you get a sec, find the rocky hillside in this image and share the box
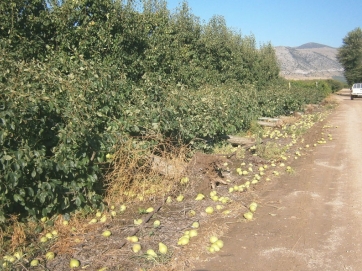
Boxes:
[275,42,344,80]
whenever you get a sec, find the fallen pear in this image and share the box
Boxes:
[249,202,258,212]
[205,206,214,214]
[134,219,143,225]
[102,230,112,237]
[178,236,190,246]
[243,211,253,220]
[132,244,141,253]
[69,259,80,268]
[30,259,39,267]
[127,236,138,242]
[45,252,55,260]
[120,204,127,212]
[146,207,154,213]
[153,220,161,228]
[195,193,205,200]
[189,229,198,238]
[209,236,218,243]
[159,242,168,254]
[146,249,157,258]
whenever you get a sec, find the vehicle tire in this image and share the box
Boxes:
[351,95,354,100]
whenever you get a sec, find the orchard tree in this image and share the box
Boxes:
[337,27,362,85]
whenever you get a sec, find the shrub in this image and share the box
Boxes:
[0,0,334,220]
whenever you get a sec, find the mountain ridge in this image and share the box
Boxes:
[275,42,344,80]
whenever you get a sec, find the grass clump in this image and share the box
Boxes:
[255,142,289,161]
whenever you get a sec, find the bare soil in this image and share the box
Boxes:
[192,91,362,271]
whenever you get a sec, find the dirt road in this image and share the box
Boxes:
[193,92,362,271]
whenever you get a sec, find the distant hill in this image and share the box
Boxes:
[295,42,334,49]
[275,42,344,80]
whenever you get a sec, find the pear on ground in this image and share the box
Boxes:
[134,219,143,225]
[195,193,205,200]
[178,236,190,246]
[102,230,112,237]
[147,249,157,258]
[209,236,218,243]
[205,206,214,214]
[120,204,127,212]
[243,212,253,220]
[189,229,198,238]
[159,242,168,254]
[153,220,161,228]
[146,207,154,213]
[249,202,258,212]
[132,244,141,253]
[127,236,138,242]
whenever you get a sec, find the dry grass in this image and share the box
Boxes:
[105,136,190,206]
[322,95,339,109]
[51,214,90,255]
[0,215,27,253]
[280,115,298,126]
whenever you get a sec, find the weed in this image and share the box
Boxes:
[247,120,265,138]
[212,143,245,159]
[255,142,289,161]
[138,208,148,215]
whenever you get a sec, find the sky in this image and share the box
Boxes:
[166,0,362,48]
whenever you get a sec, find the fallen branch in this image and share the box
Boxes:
[258,117,281,122]
[257,121,279,127]
[226,135,255,147]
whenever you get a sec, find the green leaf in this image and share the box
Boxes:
[38,192,48,204]
[9,172,19,187]
[75,196,82,206]
[13,194,24,202]
[26,187,35,197]
[3,155,12,161]
[61,197,70,210]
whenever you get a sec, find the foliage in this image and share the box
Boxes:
[0,50,126,220]
[0,0,333,221]
[324,79,347,92]
[337,27,362,85]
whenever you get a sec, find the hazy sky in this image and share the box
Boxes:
[166,0,362,48]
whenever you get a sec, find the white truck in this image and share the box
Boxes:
[351,83,362,100]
